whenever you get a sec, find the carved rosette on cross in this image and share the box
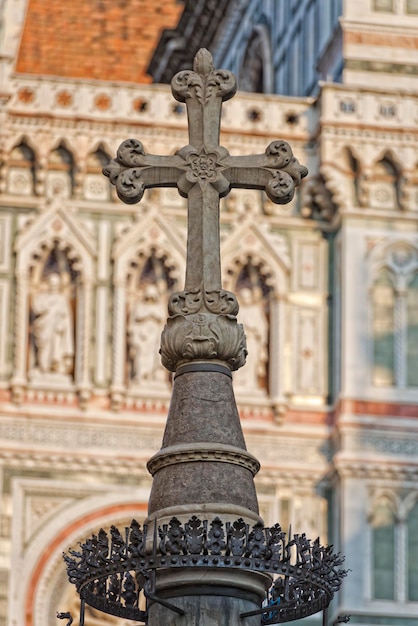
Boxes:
[104,48,307,372]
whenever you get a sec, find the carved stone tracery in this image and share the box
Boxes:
[369,240,418,388]
[12,198,95,405]
[29,245,77,383]
[232,259,273,394]
[6,140,36,196]
[300,176,337,222]
[126,253,173,386]
[46,143,75,200]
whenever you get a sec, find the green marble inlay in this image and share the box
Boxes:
[346,59,418,76]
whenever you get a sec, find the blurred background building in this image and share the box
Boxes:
[0,1,417,625]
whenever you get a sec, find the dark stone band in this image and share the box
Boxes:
[174,362,232,379]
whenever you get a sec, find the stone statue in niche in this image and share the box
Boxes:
[128,285,166,384]
[233,287,268,392]
[30,273,74,381]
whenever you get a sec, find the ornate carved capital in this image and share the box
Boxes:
[160,308,247,372]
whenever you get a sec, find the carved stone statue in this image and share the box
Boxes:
[128,285,166,384]
[31,273,74,378]
[233,288,268,392]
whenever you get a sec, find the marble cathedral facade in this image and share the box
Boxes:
[0,1,417,625]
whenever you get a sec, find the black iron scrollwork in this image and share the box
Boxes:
[56,612,73,626]
[63,516,348,624]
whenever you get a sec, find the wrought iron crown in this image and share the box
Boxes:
[64,515,347,625]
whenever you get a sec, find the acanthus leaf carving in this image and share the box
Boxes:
[172,49,236,105]
[160,311,247,372]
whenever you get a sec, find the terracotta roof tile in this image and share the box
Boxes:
[15,0,183,83]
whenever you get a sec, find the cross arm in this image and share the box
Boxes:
[223,141,308,204]
[103,139,185,204]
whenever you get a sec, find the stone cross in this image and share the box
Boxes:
[104,48,307,372]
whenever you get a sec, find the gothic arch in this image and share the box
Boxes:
[230,257,273,396]
[83,144,113,201]
[4,133,39,158]
[87,145,111,168]
[11,491,149,626]
[221,221,290,401]
[12,199,96,404]
[368,239,418,284]
[0,134,39,196]
[46,140,76,198]
[368,490,400,520]
[299,175,337,220]
[368,239,418,388]
[89,139,113,160]
[373,149,402,173]
[368,492,397,600]
[238,22,273,94]
[111,208,185,406]
[401,491,418,520]
[341,146,363,205]
[369,150,404,210]
[221,220,290,294]
[6,137,37,196]
[341,144,363,166]
[48,136,78,158]
[319,163,352,210]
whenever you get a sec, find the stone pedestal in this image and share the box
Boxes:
[146,364,266,625]
[146,365,261,524]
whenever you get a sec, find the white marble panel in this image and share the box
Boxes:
[294,307,322,395]
[7,167,33,196]
[83,173,110,201]
[0,214,11,272]
[0,280,10,375]
[296,240,319,290]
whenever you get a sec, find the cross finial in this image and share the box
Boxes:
[104,49,307,372]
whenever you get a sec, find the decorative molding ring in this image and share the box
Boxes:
[174,362,232,378]
[147,443,260,476]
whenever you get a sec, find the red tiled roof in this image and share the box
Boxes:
[16,0,183,83]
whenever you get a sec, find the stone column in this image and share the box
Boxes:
[147,366,261,524]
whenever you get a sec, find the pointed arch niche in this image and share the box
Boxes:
[238,23,273,94]
[369,494,397,601]
[6,138,37,196]
[368,152,403,211]
[222,223,290,407]
[111,210,185,409]
[84,144,112,202]
[341,146,362,207]
[366,489,418,606]
[12,201,96,405]
[370,241,418,389]
[46,141,76,199]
